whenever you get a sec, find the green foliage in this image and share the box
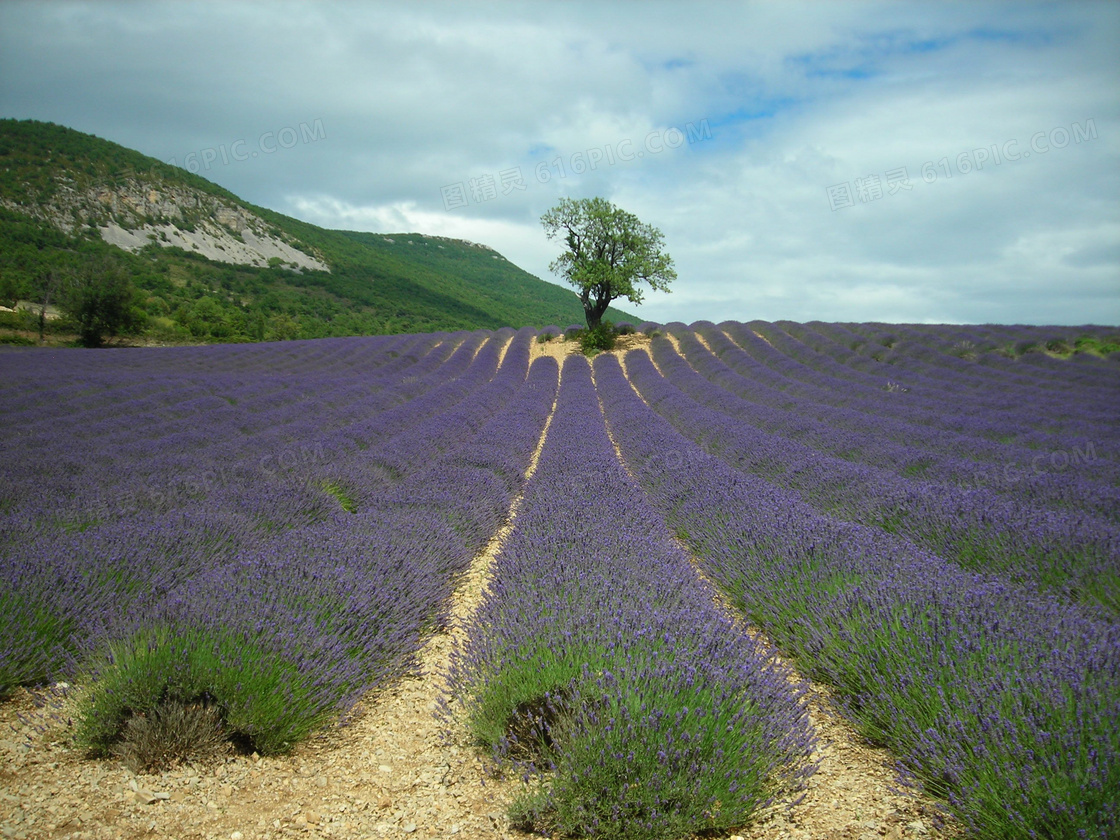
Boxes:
[556,320,626,356]
[461,637,794,840]
[61,259,142,347]
[331,230,633,331]
[541,197,675,329]
[1045,338,1072,355]
[74,625,332,758]
[578,321,618,355]
[319,479,358,513]
[1073,335,1120,357]
[0,119,636,345]
[983,333,1120,360]
[0,270,21,309]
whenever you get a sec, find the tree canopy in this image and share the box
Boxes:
[62,260,143,347]
[541,197,675,329]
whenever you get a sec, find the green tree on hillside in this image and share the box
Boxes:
[541,197,675,329]
[62,260,142,347]
[0,270,21,311]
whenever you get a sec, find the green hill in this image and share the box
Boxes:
[0,119,634,344]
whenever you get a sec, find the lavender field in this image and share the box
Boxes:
[1,321,1118,839]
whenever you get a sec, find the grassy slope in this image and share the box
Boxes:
[0,119,635,342]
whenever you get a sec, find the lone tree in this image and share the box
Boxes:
[541,197,675,329]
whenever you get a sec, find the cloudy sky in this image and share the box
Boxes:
[1,1,1118,325]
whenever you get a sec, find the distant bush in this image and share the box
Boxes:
[951,340,977,359]
[1075,335,1120,356]
[537,331,556,344]
[615,321,636,335]
[1045,338,1072,355]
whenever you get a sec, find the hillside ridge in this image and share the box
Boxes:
[0,118,635,343]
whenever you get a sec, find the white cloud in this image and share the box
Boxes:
[1,0,1117,325]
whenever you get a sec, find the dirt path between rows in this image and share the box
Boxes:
[3,336,961,840]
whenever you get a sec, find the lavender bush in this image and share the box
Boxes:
[678,324,1119,512]
[448,355,814,839]
[3,319,1115,838]
[4,332,560,760]
[630,339,1120,614]
[594,351,1119,839]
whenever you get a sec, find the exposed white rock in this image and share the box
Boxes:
[99,220,329,272]
[3,174,330,273]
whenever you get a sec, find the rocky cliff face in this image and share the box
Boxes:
[1,174,329,273]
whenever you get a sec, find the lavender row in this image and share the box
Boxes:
[0,328,513,686]
[787,319,1120,399]
[0,329,526,695]
[697,322,1120,472]
[793,321,1120,432]
[10,352,561,760]
[709,321,1120,480]
[0,330,440,421]
[448,355,814,839]
[0,329,471,449]
[593,352,1120,840]
[345,327,534,484]
[715,321,1120,446]
[298,327,537,509]
[664,330,1120,520]
[0,331,457,486]
[0,330,500,534]
[835,321,1120,390]
[625,345,1120,614]
[787,320,1120,459]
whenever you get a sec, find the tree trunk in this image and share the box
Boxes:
[582,289,611,330]
[584,306,601,330]
[38,269,58,343]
